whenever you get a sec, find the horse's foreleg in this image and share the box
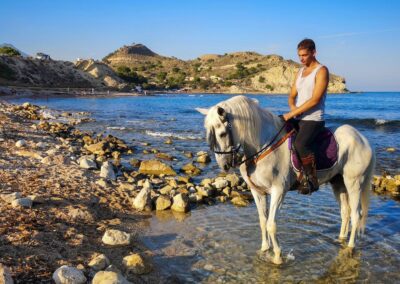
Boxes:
[267,189,284,265]
[250,189,269,251]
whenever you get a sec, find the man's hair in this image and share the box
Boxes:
[297,38,316,51]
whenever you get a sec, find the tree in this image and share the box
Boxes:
[0,47,20,56]
[156,71,167,82]
[258,76,266,83]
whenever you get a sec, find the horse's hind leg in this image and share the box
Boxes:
[267,188,284,265]
[343,176,362,248]
[331,175,350,240]
[250,189,269,251]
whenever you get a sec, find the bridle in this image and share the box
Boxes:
[211,115,242,168]
[210,113,290,168]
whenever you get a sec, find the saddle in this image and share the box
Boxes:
[287,125,339,172]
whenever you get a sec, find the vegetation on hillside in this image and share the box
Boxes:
[0,46,21,56]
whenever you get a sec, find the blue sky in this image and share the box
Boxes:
[1,0,400,91]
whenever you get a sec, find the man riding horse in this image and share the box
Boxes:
[282,38,329,194]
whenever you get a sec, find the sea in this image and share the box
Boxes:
[6,92,400,283]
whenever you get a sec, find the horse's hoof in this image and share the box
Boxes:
[272,256,283,265]
[260,245,270,252]
[340,246,354,257]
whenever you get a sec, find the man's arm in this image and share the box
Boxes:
[283,66,329,121]
[288,72,299,112]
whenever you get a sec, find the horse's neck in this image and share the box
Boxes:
[242,111,284,158]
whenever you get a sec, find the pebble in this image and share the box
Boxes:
[15,139,27,148]
[102,229,132,246]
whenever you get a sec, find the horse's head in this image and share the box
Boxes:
[196,104,240,172]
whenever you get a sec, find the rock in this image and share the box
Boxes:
[177,176,191,184]
[123,253,151,275]
[85,141,107,156]
[217,196,228,202]
[46,148,58,156]
[118,183,136,191]
[15,139,26,148]
[88,253,110,271]
[171,193,190,213]
[15,150,43,160]
[35,142,47,148]
[41,156,52,165]
[133,180,152,211]
[96,179,108,188]
[197,187,215,197]
[155,152,174,161]
[225,173,240,187]
[0,263,13,284]
[200,178,213,186]
[386,147,396,152]
[196,152,211,163]
[183,151,193,158]
[79,158,97,169]
[129,158,141,168]
[156,195,172,210]
[102,229,132,246]
[180,163,201,176]
[92,271,130,284]
[52,265,87,284]
[222,187,231,197]
[0,192,22,203]
[100,161,116,180]
[164,138,173,144]
[213,179,229,189]
[231,196,249,207]
[159,185,173,195]
[67,206,94,223]
[168,179,178,188]
[139,160,177,176]
[27,195,45,204]
[11,198,33,208]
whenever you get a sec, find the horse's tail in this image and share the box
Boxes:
[358,151,375,236]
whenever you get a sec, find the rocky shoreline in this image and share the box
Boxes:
[0,100,398,283]
[0,101,252,283]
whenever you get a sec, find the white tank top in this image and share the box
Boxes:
[295,64,326,121]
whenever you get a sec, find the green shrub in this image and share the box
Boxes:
[258,76,265,83]
[0,47,20,56]
[266,84,274,91]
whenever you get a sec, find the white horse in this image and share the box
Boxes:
[196,95,375,265]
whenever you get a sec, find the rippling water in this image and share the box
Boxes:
[6,92,400,282]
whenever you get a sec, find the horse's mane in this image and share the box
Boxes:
[205,95,280,149]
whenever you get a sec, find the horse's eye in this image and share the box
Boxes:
[220,132,227,138]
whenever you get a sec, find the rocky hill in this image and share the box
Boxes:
[0,56,127,90]
[103,44,347,93]
[0,44,347,93]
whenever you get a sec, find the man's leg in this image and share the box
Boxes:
[294,120,325,194]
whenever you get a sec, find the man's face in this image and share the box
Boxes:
[297,48,316,66]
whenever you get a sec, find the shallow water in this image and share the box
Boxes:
[141,185,400,283]
[6,92,400,282]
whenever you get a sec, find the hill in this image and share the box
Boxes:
[103,44,347,93]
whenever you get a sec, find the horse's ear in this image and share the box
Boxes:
[195,107,209,115]
[251,98,259,104]
[217,106,225,117]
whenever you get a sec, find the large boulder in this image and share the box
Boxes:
[139,160,176,176]
[52,265,86,284]
[85,141,108,156]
